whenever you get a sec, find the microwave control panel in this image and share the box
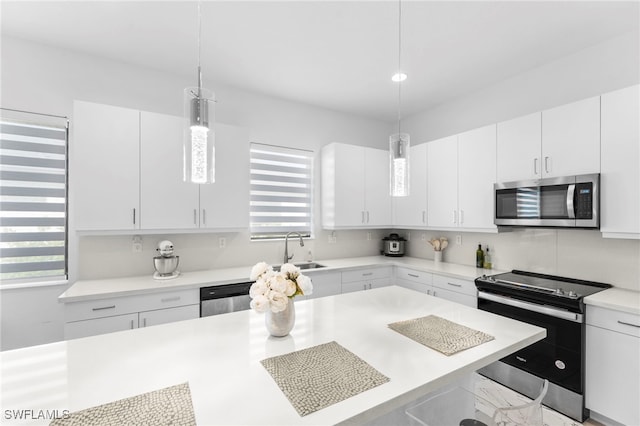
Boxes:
[575,183,593,219]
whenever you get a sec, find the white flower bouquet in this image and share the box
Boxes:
[249,262,313,313]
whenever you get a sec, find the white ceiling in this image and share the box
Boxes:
[2,1,638,122]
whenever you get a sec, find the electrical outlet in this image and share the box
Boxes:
[219,237,226,249]
[366,232,371,241]
[456,235,462,245]
[328,232,337,244]
[132,235,142,253]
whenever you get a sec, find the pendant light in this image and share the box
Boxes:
[390,0,410,197]
[184,0,215,184]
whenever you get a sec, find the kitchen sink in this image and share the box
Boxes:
[273,262,326,272]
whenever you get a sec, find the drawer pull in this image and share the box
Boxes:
[130,320,135,329]
[362,272,373,276]
[161,297,180,303]
[408,273,419,278]
[618,320,640,329]
[447,282,462,288]
[92,305,116,311]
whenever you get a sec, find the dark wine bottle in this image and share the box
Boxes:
[476,243,484,268]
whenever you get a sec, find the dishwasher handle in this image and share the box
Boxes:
[200,282,253,300]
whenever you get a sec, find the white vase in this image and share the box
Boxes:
[265,298,295,337]
[434,251,443,262]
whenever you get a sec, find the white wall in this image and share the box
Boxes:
[0,37,390,350]
[398,30,640,290]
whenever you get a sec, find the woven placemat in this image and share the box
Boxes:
[50,383,196,426]
[260,341,390,417]
[388,315,494,356]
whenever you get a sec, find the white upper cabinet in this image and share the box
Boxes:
[541,96,600,178]
[600,84,640,238]
[364,147,392,226]
[199,123,249,230]
[458,124,497,230]
[73,101,140,231]
[321,143,391,229]
[74,101,248,233]
[427,135,458,229]
[427,126,497,232]
[393,143,428,228]
[140,111,200,230]
[496,112,541,182]
[497,97,600,182]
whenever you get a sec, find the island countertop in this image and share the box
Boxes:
[3,286,545,425]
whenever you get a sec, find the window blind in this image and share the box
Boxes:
[250,143,313,240]
[0,113,68,283]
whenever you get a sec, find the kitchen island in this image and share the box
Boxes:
[2,286,545,425]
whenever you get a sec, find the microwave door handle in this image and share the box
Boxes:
[566,184,576,219]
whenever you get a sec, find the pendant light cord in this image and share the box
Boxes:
[397,0,402,136]
[197,0,203,98]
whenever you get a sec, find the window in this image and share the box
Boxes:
[250,143,313,240]
[0,109,68,284]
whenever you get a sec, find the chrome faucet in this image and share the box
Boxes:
[283,232,304,264]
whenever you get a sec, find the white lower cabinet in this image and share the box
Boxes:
[64,289,199,340]
[393,268,477,308]
[395,267,433,293]
[586,305,640,426]
[341,267,392,293]
[305,271,342,299]
[431,274,477,308]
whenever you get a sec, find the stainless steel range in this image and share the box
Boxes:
[475,270,611,422]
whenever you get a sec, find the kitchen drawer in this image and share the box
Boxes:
[65,289,199,322]
[396,278,430,294]
[587,305,640,338]
[65,313,139,340]
[432,274,476,297]
[341,266,391,283]
[431,287,477,308]
[395,267,432,285]
[341,278,389,294]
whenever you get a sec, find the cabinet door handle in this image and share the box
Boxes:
[368,283,372,289]
[408,273,419,278]
[92,305,116,311]
[618,320,640,328]
[202,209,206,225]
[132,208,136,225]
[447,282,462,288]
[362,272,373,276]
[433,290,437,297]
[366,211,370,223]
[460,210,464,225]
[193,209,197,225]
[130,320,135,329]
[422,211,426,223]
[143,318,147,327]
[533,158,539,175]
[452,210,457,224]
[363,284,367,290]
[361,211,365,223]
[544,156,550,173]
[161,296,180,303]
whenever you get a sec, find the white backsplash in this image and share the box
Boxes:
[77,228,640,291]
[401,228,640,291]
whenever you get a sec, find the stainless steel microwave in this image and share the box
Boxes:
[494,174,599,228]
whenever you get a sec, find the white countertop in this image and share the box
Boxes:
[584,287,640,315]
[3,286,545,425]
[59,256,494,303]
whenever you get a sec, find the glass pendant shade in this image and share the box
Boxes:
[390,133,410,197]
[183,86,215,184]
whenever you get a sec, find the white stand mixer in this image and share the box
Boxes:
[153,240,180,280]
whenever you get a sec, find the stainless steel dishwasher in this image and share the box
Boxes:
[200,282,253,317]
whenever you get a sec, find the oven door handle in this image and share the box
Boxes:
[478,291,583,323]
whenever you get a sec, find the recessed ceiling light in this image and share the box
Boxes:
[392,72,407,82]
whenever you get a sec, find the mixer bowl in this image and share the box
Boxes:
[153,256,179,276]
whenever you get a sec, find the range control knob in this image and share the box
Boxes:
[568,290,577,298]
[554,288,565,296]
